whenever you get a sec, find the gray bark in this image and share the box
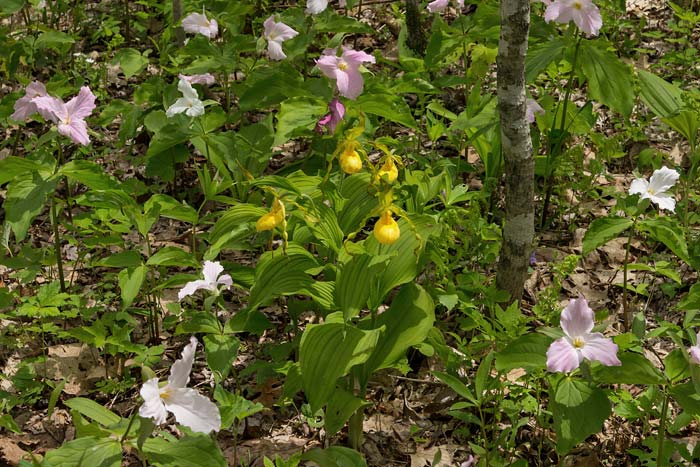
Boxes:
[495,0,534,303]
[172,0,185,47]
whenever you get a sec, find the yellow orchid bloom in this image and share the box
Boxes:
[255,198,285,232]
[373,210,400,245]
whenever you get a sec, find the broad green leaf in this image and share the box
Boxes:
[638,69,683,118]
[336,173,379,234]
[325,388,370,436]
[550,378,611,454]
[301,446,367,467]
[204,334,240,381]
[93,250,143,268]
[579,43,634,117]
[145,194,198,224]
[59,160,120,190]
[299,316,382,411]
[206,204,267,258]
[355,93,416,129]
[118,265,147,310]
[237,63,305,111]
[147,246,198,268]
[313,11,374,34]
[361,284,435,375]
[35,30,75,50]
[176,311,223,335]
[638,217,689,264]
[0,156,53,185]
[335,253,389,320]
[670,382,700,416]
[678,283,700,311]
[142,435,226,467]
[112,48,149,79]
[663,110,699,149]
[495,333,551,372]
[274,97,326,146]
[0,414,21,434]
[214,386,264,429]
[0,0,25,16]
[44,437,121,467]
[582,217,633,256]
[474,351,495,399]
[526,40,566,82]
[64,397,122,426]
[5,172,58,242]
[248,243,321,310]
[664,348,689,383]
[592,352,665,385]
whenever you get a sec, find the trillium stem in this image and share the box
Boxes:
[541,33,582,228]
[621,216,639,332]
[50,197,67,293]
[657,391,669,467]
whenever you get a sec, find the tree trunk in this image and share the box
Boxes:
[405,0,427,56]
[495,0,534,303]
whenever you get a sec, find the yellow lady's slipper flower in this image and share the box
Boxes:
[377,157,398,183]
[373,210,400,245]
[339,147,363,174]
[256,198,285,232]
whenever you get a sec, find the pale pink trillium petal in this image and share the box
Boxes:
[526,98,545,123]
[33,86,96,146]
[460,454,475,467]
[689,331,700,364]
[306,0,329,14]
[544,0,602,36]
[427,0,464,12]
[263,15,299,61]
[11,81,49,121]
[167,78,205,118]
[317,47,375,100]
[182,11,218,39]
[178,73,215,85]
[138,337,221,433]
[178,260,232,301]
[628,166,680,212]
[316,98,345,134]
[546,296,621,373]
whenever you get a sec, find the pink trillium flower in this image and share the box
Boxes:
[11,81,53,121]
[139,336,221,433]
[628,166,680,212]
[427,0,464,13]
[167,78,205,118]
[178,260,232,301]
[544,0,603,37]
[526,98,545,123]
[546,296,621,373]
[178,73,215,86]
[33,86,96,146]
[182,10,218,39]
[316,47,375,100]
[688,331,700,364]
[263,16,299,61]
[316,98,345,134]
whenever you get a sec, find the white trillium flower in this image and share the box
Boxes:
[139,336,221,433]
[628,166,680,212]
[263,16,299,60]
[181,10,218,39]
[306,0,329,14]
[689,331,700,364]
[166,78,205,118]
[178,260,232,301]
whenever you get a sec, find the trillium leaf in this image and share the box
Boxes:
[550,378,611,454]
[301,446,368,467]
[582,216,634,256]
[44,436,121,467]
[64,397,122,427]
[638,217,690,264]
[638,69,683,118]
[495,333,552,372]
[591,352,665,385]
[579,42,634,117]
[142,435,227,467]
[119,265,147,310]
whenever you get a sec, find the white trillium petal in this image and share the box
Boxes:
[306,0,329,14]
[560,297,594,338]
[217,274,233,290]
[267,40,287,60]
[648,166,680,193]
[139,378,168,424]
[546,338,581,372]
[177,279,211,300]
[178,79,199,100]
[651,192,676,212]
[185,100,205,117]
[168,336,197,388]
[579,332,621,366]
[628,178,649,196]
[165,387,221,433]
[202,260,225,284]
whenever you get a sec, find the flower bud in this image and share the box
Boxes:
[339,148,362,174]
[373,211,400,245]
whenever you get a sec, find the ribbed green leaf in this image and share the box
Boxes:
[44,437,121,467]
[638,217,689,264]
[300,315,382,412]
[301,446,367,467]
[147,246,198,268]
[64,397,121,426]
[579,43,633,117]
[325,388,370,436]
[335,253,389,320]
[638,69,683,118]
